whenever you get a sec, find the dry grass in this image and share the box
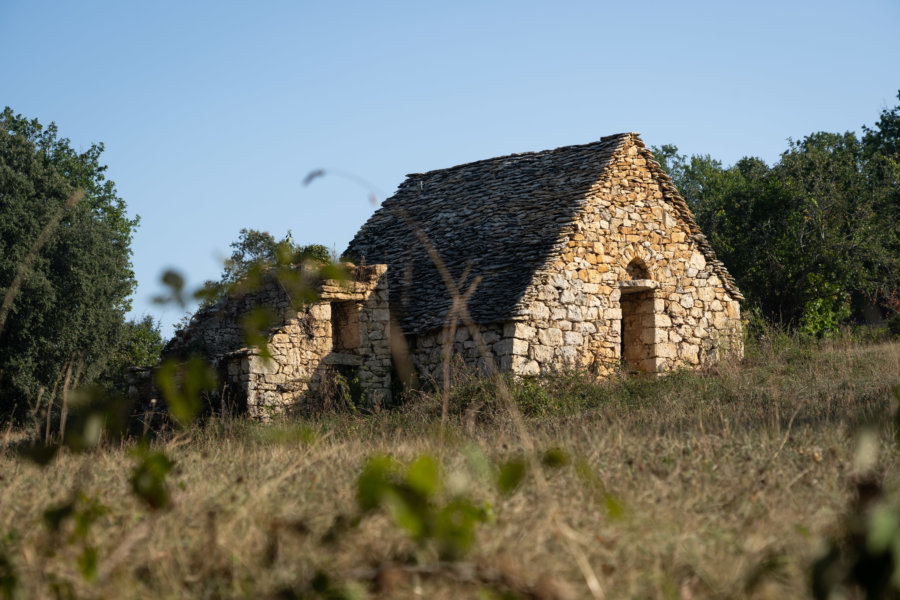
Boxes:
[1,336,899,599]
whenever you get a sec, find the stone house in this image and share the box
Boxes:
[345,132,743,382]
[153,132,742,418]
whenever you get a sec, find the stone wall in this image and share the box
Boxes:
[509,135,743,376]
[160,264,392,419]
[406,323,507,383]
[403,136,743,380]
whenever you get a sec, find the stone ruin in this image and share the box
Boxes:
[143,132,743,418]
[146,264,393,419]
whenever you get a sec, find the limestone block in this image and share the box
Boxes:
[531,302,550,320]
[530,344,554,363]
[495,337,529,356]
[689,251,707,270]
[551,273,568,288]
[536,285,558,301]
[558,320,572,331]
[309,304,331,320]
[482,329,501,345]
[710,300,723,312]
[698,286,715,302]
[727,302,740,319]
[519,360,540,376]
[642,327,667,344]
[567,305,583,322]
[712,312,728,329]
[604,308,622,320]
[577,322,597,335]
[656,343,676,358]
[558,346,577,364]
[538,328,564,347]
[681,344,700,364]
[641,358,662,372]
[564,331,584,346]
[656,313,672,327]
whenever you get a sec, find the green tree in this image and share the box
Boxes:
[98,315,165,390]
[863,90,900,158]
[0,108,138,416]
[653,100,900,333]
[193,228,332,311]
[219,228,331,287]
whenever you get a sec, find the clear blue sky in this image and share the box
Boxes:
[2,1,898,336]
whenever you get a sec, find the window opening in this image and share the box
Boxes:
[331,301,360,354]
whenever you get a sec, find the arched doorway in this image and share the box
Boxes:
[619,259,657,373]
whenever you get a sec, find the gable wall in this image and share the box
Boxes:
[506,136,743,376]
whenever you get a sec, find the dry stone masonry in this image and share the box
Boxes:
[145,133,743,418]
[156,264,392,419]
[347,132,742,383]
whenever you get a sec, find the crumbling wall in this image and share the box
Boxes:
[158,264,391,419]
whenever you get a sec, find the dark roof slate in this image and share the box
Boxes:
[345,133,741,335]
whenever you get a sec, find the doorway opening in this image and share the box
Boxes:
[619,290,655,372]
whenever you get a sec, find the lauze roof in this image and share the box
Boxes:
[345,133,740,336]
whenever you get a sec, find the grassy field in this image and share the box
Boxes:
[1,334,899,599]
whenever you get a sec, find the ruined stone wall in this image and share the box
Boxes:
[507,136,743,376]
[161,264,392,419]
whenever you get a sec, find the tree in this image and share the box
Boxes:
[220,228,331,287]
[192,228,332,311]
[863,90,900,158]
[98,315,165,390]
[652,98,900,334]
[0,108,138,415]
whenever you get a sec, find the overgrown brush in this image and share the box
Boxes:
[1,334,898,599]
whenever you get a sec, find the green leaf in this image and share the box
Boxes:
[129,450,174,510]
[541,447,569,469]
[497,458,527,495]
[867,504,900,554]
[154,356,217,427]
[77,546,98,581]
[406,455,441,498]
[356,454,398,512]
[240,307,275,360]
[604,494,626,521]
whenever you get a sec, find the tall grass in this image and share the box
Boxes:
[1,334,898,599]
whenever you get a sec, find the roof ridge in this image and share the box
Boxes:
[404,133,636,179]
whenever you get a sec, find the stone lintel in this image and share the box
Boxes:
[323,353,363,367]
[619,279,658,294]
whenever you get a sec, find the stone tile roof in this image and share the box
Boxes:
[345,133,741,335]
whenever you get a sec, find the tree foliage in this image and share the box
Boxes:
[193,228,332,311]
[0,108,138,414]
[653,93,900,333]
[220,228,331,286]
